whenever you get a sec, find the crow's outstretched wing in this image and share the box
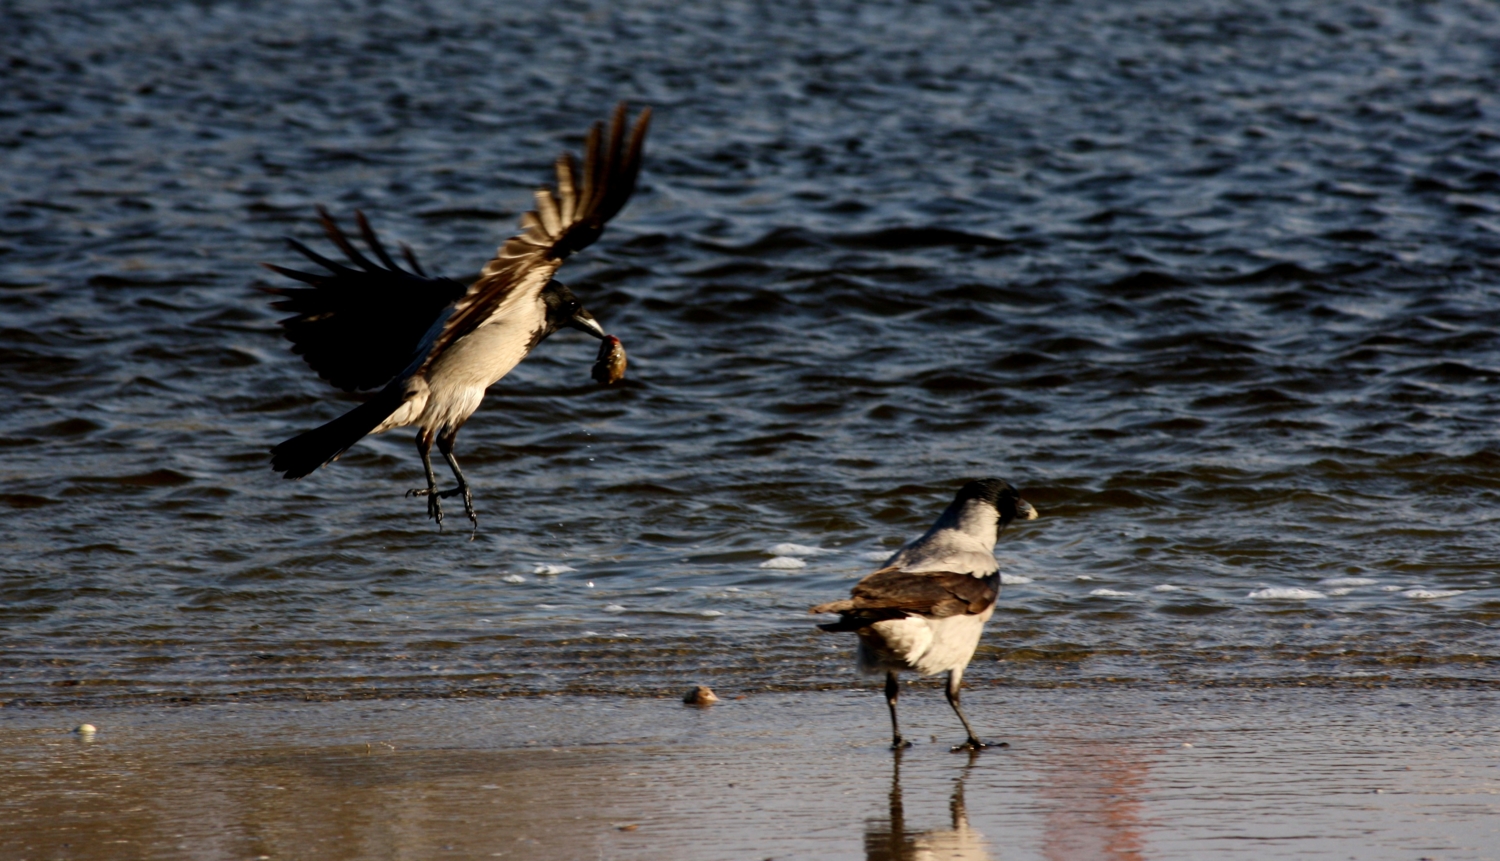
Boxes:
[416,103,652,375]
[263,208,466,392]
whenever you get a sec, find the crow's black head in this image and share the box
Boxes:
[952,478,1038,531]
[540,280,606,340]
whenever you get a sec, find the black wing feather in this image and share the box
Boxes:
[262,209,466,392]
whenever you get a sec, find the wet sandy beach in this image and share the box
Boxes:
[4,686,1496,861]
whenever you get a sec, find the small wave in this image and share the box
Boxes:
[1401,589,1464,599]
[766,543,834,556]
[502,574,525,584]
[1317,577,1378,587]
[1000,574,1033,585]
[534,564,576,576]
[1089,588,1133,597]
[1248,588,1326,600]
[1151,584,1182,592]
[602,604,626,613]
[760,557,807,570]
[831,226,1013,251]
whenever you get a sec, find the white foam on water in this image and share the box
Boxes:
[700,610,725,617]
[1089,588,1133,597]
[1151,584,1182,592]
[1076,575,1096,581]
[1327,588,1353,596]
[760,556,807,570]
[860,550,894,562]
[502,574,526,584]
[1380,585,1406,592]
[767,543,835,556]
[534,564,577,576]
[1401,589,1464,599]
[1000,573,1033,585]
[602,604,626,613]
[1247,587,1326,600]
[1317,576,1378,587]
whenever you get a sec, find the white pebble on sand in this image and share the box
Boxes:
[759,556,807,570]
[1248,587,1326,600]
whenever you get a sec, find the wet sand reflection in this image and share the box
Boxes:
[1037,739,1149,861]
[864,749,995,861]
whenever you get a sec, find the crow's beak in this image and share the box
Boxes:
[566,307,607,340]
[1017,499,1039,521]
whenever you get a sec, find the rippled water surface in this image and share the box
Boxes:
[2,0,1498,705]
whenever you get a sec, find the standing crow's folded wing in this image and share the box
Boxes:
[417,103,652,375]
[811,567,1001,630]
[262,208,467,392]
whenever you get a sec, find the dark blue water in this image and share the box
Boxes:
[2,0,1497,705]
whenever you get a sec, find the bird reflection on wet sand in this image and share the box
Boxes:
[864,749,994,861]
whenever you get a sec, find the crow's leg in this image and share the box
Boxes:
[886,671,911,750]
[404,429,444,528]
[945,667,1000,752]
[436,428,476,534]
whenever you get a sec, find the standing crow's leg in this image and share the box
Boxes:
[945,668,997,752]
[886,671,912,750]
[404,430,445,528]
[436,428,477,534]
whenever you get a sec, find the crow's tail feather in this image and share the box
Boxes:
[271,387,405,479]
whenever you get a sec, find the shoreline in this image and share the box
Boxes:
[4,687,1495,860]
[4,672,1496,711]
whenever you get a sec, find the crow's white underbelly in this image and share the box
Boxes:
[372,314,544,435]
[857,605,995,677]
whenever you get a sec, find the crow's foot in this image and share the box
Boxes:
[950,739,1006,753]
[405,487,445,527]
[434,486,476,534]
[435,489,474,531]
